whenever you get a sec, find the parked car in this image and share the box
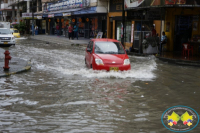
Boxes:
[0,28,15,47]
[10,28,20,38]
[85,39,131,71]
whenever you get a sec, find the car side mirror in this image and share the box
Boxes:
[87,48,91,52]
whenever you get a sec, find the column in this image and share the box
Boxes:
[17,2,20,22]
[27,0,30,13]
[12,6,15,22]
[37,0,39,12]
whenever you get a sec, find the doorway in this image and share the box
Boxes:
[174,16,192,51]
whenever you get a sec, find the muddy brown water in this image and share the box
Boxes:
[0,38,199,132]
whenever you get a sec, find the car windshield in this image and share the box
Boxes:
[11,29,18,33]
[0,29,11,34]
[95,41,125,54]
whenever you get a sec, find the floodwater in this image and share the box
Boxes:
[0,38,200,133]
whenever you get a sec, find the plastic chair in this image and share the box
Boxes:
[182,43,193,58]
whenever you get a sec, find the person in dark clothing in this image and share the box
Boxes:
[56,24,59,36]
[73,23,79,40]
[68,24,73,40]
[160,31,167,54]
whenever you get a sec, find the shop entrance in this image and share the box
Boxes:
[174,16,192,51]
[115,21,122,41]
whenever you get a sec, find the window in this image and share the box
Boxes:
[95,41,125,54]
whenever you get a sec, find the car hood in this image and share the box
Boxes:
[0,34,14,37]
[94,54,128,64]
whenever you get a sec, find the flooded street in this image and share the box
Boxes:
[0,38,200,133]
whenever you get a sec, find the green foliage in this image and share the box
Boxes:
[13,22,27,33]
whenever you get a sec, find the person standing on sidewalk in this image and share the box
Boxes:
[56,24,60,36]
[160,31,167,54]
[68,24,73,40]
[73,23,79,40]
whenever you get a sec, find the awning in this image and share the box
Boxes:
[73,7,107,15]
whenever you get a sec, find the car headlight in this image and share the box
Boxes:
[123,59,130,65]
[95,59,104,65]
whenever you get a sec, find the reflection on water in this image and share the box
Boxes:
[0,39,199,132]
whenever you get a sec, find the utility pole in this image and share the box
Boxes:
[32,0,34,36]
[121,0,125,47]
[17,0,19,22]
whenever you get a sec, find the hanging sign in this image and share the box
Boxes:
[37,16,42,19]
[48,14,54,18]
[86,18,89,22]
[63,12,71,16]
[131,24,134,43]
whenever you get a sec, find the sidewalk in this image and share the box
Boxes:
[29,35,90,46]
[0,48,31,78]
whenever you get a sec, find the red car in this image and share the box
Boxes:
[85,39,131,71]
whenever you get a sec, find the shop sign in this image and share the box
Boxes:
[37,16,42,19]
[22,13,37,19]
[48,14,54,18]
[125,0,200,9]
[110,0,123,12]
[47,0,85,12]
[147,10,164,20]
[127,11,145,20]
[131,24,134,43]
[63,12,71,16]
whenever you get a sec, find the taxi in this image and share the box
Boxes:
[10,28,20,38]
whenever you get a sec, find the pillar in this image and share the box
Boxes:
[113,20,115,39]
[12,6,15,22]
[16,3,20,22]
[37,0,39,12]
[27,0,30,13]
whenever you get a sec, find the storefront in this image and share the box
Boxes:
[165,7,200,53]
[126,9,164,52]
[125,0,200,54]
[107,0,124,40]
[72,7,107,38]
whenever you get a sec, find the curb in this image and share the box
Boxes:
[127,52,154,57]
[0,61,32,78]
[155,56,200,67]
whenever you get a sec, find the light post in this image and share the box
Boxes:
[32,0,34,36]
[121,0,125,47]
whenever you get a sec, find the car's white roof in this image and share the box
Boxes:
[0,28,10,29]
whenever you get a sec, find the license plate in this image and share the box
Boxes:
[109,67,119,71]
[4,42,8,44]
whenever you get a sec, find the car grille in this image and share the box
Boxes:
[0,37,11,40]
[105,63,122,65]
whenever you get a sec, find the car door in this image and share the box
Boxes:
[88,41,94,67]
[85,41,91,67]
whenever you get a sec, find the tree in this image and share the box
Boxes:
[14,21,27,35]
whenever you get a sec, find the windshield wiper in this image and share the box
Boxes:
[104,51,118,54]
[95,51,104,54]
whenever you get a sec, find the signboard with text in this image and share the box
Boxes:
[22,13,37,19]
[110,0,123,12]
[125,0,200,9]
[47,0,89,12]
